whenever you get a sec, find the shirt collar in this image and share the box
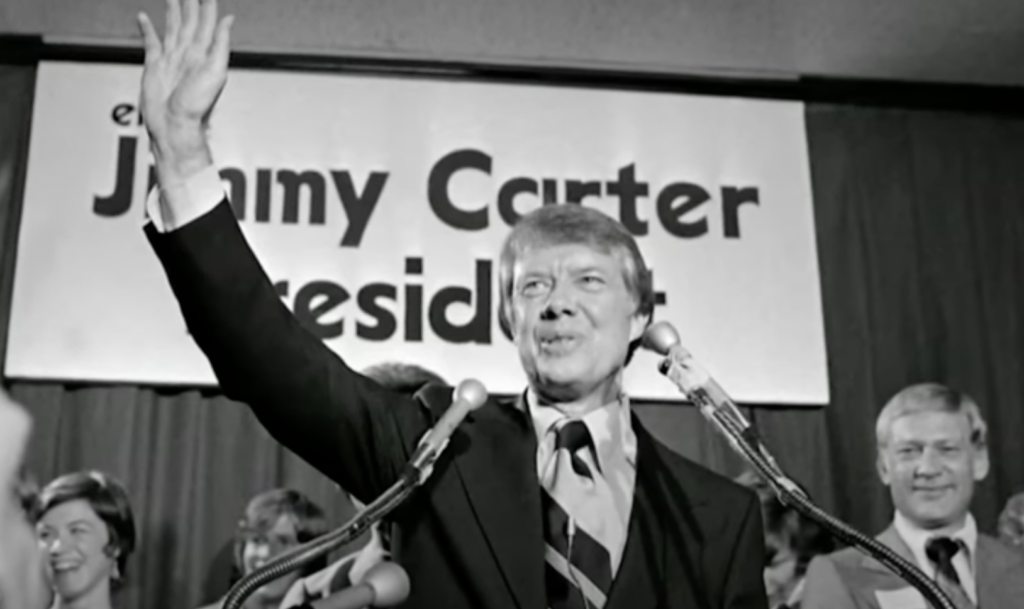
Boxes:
[893,510,978,571]
[521,388,637,472]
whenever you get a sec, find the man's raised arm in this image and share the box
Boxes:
[136,0,430,502]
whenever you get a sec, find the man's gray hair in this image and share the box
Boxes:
[875,383,987,449]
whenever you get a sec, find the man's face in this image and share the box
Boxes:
[509,243,647,402]
[877,410,988,529]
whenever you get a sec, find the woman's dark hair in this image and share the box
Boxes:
[37,470,137,584]
[233,488,328,578]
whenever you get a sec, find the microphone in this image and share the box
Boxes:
[642,322,781,473]
[405,378,488,483]
[303,562,410,609]
[222,381,486,609]
[643,321,957,609]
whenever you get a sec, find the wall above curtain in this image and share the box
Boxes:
[3,0,1024,86]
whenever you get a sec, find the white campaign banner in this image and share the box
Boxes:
[7,61,828,404]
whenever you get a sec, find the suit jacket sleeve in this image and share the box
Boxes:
[146,200,431,502]
[801,555,860,609]
[722,490,771,609]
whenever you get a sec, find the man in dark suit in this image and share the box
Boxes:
[135,2,768,608]
[802,384,1024,609]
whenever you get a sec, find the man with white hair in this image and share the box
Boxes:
[803,383,1024,609]
[135,2,767,607]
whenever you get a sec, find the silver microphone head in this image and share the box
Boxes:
[454,379,488,411]
[364,562,411,607]
[642,321,681,356]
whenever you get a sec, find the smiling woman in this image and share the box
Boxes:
[198,489,328,609]
[36,470,137,609]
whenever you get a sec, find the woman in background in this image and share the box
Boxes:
[736,471,836,609]
[199,489,328,609]
[37,470,137,609]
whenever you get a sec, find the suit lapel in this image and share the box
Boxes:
[451,395,546,609]
[605,417,706,609]
[861,525,918,575]
[603,427,659,609]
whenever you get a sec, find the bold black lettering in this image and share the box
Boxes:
[657,182,710,238]
[405,257,424,342]
[255,169,273,222]
[357,284,397,340]
[722,186,759,238]
[274,280,290,298]
[220,168,247,220]
[93,136,136,217]
[330,171,388,247]
[565,180,602,205]
[542,179,558,205]
[428,260,492,344]
[111,103,135,127]
[293,281,349,339]
[497,177,538,226]
[606,164,648,235]
[428,149,491,230]
[278,170,326,225]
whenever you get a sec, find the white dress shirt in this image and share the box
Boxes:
[892,511,978,604]
[521,390,637,570]
[146,164,226,232]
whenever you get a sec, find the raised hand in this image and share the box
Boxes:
[137,0,234,184]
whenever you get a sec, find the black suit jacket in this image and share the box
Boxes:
[147,201,768,609]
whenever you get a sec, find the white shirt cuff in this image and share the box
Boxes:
[145,165,227,233]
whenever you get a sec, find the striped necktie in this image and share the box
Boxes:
[925,537,975,609]
[541,419,623,609]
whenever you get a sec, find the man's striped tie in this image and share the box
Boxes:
[925,537,975,609]
[541,419,623,609]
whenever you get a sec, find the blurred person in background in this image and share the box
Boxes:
[997,490,1024,550]
[0,390,53,609]
[735,471,836,609]
[281,362,445,608]
[198,489,328,609]
[36,470,137,609]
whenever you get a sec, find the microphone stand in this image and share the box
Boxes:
[656,358,957,609]
[221,378,486,609]
[221,471,418,609]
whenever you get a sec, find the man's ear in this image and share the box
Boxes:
[630,312,651,344]
[876,451,892,486]
[973,446,991,482]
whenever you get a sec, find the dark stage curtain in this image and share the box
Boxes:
[759,104,1024,535]
[2,68,1023,608]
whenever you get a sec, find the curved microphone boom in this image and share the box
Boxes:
[222,379,488,609]
[643,321,956,609]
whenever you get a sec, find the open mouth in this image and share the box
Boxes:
[539,335,579,352]
[51,562,82,573]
